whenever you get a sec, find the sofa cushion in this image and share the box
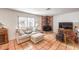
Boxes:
[17,29,25,36]
[18,34,30,40]
[23,28,32,34]
[16,34,30,44]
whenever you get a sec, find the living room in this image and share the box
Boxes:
[0,8,79,50]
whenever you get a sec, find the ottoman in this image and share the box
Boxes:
[31,33,44,43]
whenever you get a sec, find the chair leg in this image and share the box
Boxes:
[64,34,67,48]
[70,40,77,49]
[64,34,67,44]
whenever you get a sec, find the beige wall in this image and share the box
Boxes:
[53,11,79,33]
[0,9,41,40]
[1,8,79,40]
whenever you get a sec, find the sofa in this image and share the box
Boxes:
[16,27,44,44]
[16,28,32,44]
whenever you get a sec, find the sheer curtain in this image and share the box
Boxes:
[18,17,36,31]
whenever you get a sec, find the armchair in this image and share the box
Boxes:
[56,28,64,42]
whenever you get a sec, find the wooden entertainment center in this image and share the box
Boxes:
[0,28,8,45]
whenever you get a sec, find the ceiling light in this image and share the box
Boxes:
[46,8,51,10]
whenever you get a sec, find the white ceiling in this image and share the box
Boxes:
[11,8,79,16]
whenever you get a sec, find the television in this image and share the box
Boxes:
[59,22,73,29]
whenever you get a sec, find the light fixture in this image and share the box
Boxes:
[46,8,51,10]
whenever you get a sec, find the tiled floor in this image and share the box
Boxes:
[9,32,79,50]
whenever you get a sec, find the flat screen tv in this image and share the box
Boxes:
[59,22,73,29]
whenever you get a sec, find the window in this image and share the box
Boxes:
[18,17,27,28]
[18,17,36,31]
[28,17,35,28]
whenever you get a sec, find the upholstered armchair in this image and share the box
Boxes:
[64,30,77,48]
[56,28,64,42]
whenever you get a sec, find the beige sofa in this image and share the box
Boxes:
[16,34,30,44]
[16,28,32,44]
[16,28,44,44]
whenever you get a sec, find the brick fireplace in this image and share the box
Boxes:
[41,16,53,32]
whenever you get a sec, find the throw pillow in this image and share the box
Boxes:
[18,29,25,35]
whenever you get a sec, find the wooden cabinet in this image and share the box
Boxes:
[0,28,8,45]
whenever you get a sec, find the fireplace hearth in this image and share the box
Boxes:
[43,25,52,31]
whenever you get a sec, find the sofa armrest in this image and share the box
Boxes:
[16,33,30,44]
